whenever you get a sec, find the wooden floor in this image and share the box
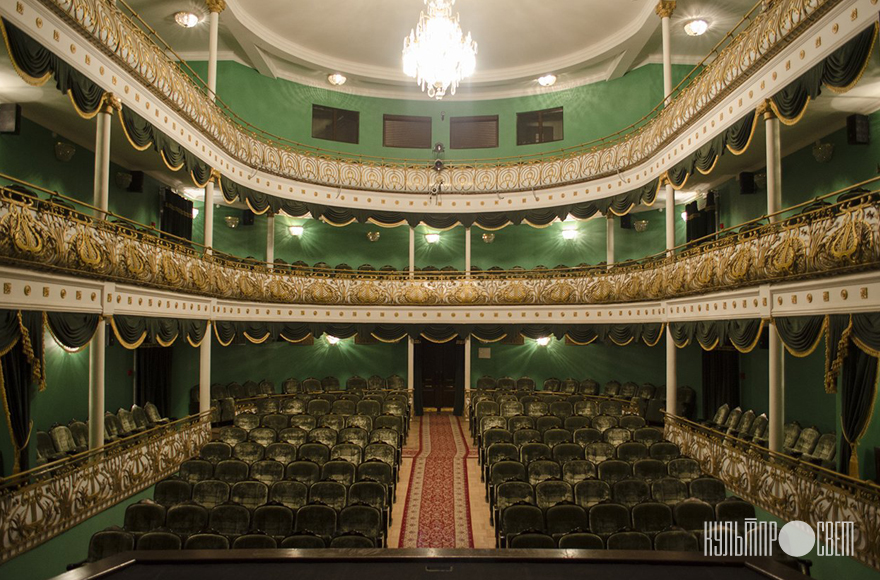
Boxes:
[387,414,494,549]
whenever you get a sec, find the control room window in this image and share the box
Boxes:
[516,107,563,145]
[312,104,359,144]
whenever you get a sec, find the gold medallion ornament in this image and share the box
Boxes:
[546,283,575,304]
[355,283,382,304]
[453,284,483,304]
[4,208,45,256]
[404,284,435,304]
[501,282,532,304]
[160,254,184,286]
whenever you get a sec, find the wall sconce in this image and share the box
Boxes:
[367,231,380,242]
[326,335,341,345]
[224,216,240,229]
[114,171,132,190]
[633,219,648,233]
[289,225,304,237]
[561,229,578,240]
[192,207,200,219]
[425,233,440,244]
[680,211,688,222]
[54,142,75,162]
[536,336,551,346]
[482,233,495,244]
[812,140,834,163]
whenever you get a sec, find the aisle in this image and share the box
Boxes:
[396,413,475,548]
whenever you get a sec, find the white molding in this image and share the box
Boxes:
[2,266,877,324]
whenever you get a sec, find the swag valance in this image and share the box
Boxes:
[668,319,765,353]
[110,316,209,349]
[211,321,666,347]
[666,23,878,189]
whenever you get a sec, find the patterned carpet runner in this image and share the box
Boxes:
[398,413,474,548]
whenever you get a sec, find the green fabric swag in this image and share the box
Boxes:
[111,315,208,349]
[770,23,878,124]
[46,312,99,351]
[666,111,756,189]
[1,20,105,117]
[668,319,763,353]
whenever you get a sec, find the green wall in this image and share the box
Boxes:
[199,61,693,162]
[0,116,164,227]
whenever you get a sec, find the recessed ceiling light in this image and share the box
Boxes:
[537,74,557,87]
[174,11,200,29]
[684,19,709,36]
[327,73,347,86]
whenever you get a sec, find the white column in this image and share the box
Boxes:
[93,98,114,217]
[656,1,676,104]
[203,178,215,252]
[665,325,677,420]
[665,184,675,254]
[465,226,472,276]
[764,104,782,222]
[605,215,615,266]
[199,323,212,416]
[266,212,275,264]
[768,321,784,452]
[464,336,472,392]
[206,1,226,101]
[88,321,106,449]
[408,226,415,277]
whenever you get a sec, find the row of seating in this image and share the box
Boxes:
[475,414,656,453]
[704,404,836,467]
[35,403,167,465]
[498,496,754,549]
[470,396,631,439]
[282,375,407,393]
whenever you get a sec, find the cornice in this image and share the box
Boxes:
[2,0,872,213]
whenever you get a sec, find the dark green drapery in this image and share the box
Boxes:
[770,23,878,123]
[774,316,826,357]
[209,321,665,347]
[0,310,45,473]
[135,347,173,417]
[119,107,212,187]
[666,111,757,188]
[161,190,194,242]
[45,312,99,351]
[111,315,208,349]
[838,346,878,477]
[1,19,105,117]
[668,319,763,353]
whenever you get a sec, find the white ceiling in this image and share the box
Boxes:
[124,0,758,99]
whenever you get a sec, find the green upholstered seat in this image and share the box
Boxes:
[88,527,135,562]
[214,459,250,484]
[252,504,294,538]
[269,481,309,510]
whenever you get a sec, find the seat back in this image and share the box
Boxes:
[588,502,629,536]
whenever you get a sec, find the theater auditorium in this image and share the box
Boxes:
[0,0,879,579]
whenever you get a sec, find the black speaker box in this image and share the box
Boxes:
[847,114,870,145]
[739,172,756,195]
[620,214,632,229]
[0,104,21,135]
[127,171,144,193]
[242,209,255,226]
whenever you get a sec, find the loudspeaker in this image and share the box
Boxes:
[242,209,255,226]
[847,114,870,145]
[620,214,632,229]
[0,104,21,135]
[738,172,756,194]
[127,171,144,193]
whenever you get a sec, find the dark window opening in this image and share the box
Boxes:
[312,104,359,144]
[450,115,499,149]
[383,115,432,149]
[516,107,563,145]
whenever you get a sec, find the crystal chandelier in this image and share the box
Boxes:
[402,0,477,99]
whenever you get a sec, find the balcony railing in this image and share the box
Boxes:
[665,414,880,571]
[0,176,877,307]
[38,0,843,193]
[0,412,212,563]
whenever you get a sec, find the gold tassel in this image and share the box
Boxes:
[848,443,860,478]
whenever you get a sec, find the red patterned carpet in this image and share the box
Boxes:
[398,413,474,548]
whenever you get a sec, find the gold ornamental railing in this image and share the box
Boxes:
[0,411,212,563]
[38,0,843,193]
[665,414,880,571]
[0,174,877,307]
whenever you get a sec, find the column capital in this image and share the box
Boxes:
[205,0,226,13]
[756,99,776,119]
[99,92,121,114]
[655,1,676,19]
